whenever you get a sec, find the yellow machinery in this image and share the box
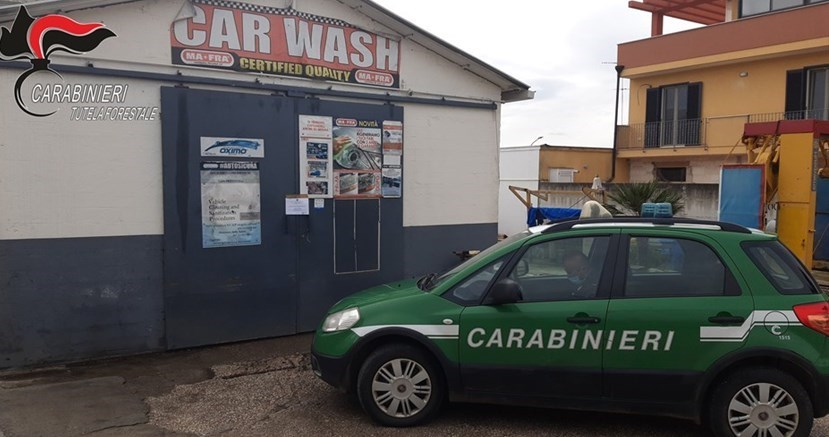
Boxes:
[740,121,829,269]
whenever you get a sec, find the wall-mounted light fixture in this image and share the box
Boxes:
[739,71,749,77]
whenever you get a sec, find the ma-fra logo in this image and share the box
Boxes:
[0,6,115,117]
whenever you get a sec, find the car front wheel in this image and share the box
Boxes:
[708,367,813,437]
[356,344,445,427]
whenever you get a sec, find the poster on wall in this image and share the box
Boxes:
[171,0,401,88]
[333,118,382,198]
[299,115,333,198]
[381,121,403,198]
[200,137,264,158]
[201,161,261,248]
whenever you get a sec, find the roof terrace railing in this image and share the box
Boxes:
[617,110,828,151]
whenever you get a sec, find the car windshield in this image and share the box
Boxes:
[422,230,529,290]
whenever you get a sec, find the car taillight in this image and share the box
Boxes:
[793,302,829,336]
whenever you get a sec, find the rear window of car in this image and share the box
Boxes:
[742,240,819,295]
[624,236,740,298]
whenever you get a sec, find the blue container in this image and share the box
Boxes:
[641,202,672,218]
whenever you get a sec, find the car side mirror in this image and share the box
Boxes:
[485,278,523,305]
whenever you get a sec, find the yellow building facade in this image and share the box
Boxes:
[616,0,829,184]
[537,146,625,184]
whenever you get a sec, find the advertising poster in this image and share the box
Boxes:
[333,118,382,198]
[200,136,264,158]
[381,167,402,198]
[299,115,333,198]
[171,0,401,88]
[201,161,261,248]
[382,121,403,198]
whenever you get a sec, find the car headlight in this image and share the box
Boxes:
[322,308,360,332]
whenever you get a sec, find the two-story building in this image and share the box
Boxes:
[616,0,829,184]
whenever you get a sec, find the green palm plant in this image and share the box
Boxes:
[604,181,685,216]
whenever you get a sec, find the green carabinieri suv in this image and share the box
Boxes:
[312,217,829,437]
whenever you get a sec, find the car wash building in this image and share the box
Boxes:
[0,0,531,368]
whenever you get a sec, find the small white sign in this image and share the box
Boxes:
[314,198,325,209]
[201,137,265,158]
[383,153,401,166]
[285,197,310,215]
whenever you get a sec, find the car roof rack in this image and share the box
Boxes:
[540,217,752,234]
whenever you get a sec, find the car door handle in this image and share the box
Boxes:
[567,316,601,324]
[708,315,745,324]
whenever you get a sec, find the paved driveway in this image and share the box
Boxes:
[0,335,826,436]
[146,355,827,437]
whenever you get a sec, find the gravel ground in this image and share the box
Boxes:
[147,353,829,437]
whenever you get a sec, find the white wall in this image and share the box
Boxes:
[0,70,164,240]
[0,0,508,239]
[500,146,540,180]
[402,105,501,227]
[628,161,653,182]
[628,156,743,184]
[498,147,539,236]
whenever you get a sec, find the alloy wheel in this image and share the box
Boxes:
[371,358,432,418]
[727,382,799,437]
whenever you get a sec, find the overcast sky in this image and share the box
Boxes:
[373,0,700,148]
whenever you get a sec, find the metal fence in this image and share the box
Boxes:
[619,119,705,150]
[619,110,829,150]
[749,109,829,122]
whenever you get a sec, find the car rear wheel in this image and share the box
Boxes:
[356,344,445,427]
[708,367,813,437]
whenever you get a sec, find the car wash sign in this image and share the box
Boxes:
[171,0,400,88]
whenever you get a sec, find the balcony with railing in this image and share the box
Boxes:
[621,119,705,150]
[617,110,829,156]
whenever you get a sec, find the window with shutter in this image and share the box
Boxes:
[787,67,829,120]
[785,69,806,119]
[645,88,661,148]
[807,67,829,120]
[645,82,702,147]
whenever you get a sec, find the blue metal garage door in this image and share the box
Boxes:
[161,87,406,349]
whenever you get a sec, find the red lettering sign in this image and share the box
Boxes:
[171,0,400,88]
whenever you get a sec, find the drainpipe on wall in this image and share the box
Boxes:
[608,64,625,184]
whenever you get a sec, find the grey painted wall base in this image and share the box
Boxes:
[0,223,496,368]
[403,223,498,278]
[0,235,164,368]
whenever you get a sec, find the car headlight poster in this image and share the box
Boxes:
[200,161,262,248]
[299,115,402,199]
[333,118,382,198]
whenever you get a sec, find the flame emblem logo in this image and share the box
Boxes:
[0,6,116,116]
